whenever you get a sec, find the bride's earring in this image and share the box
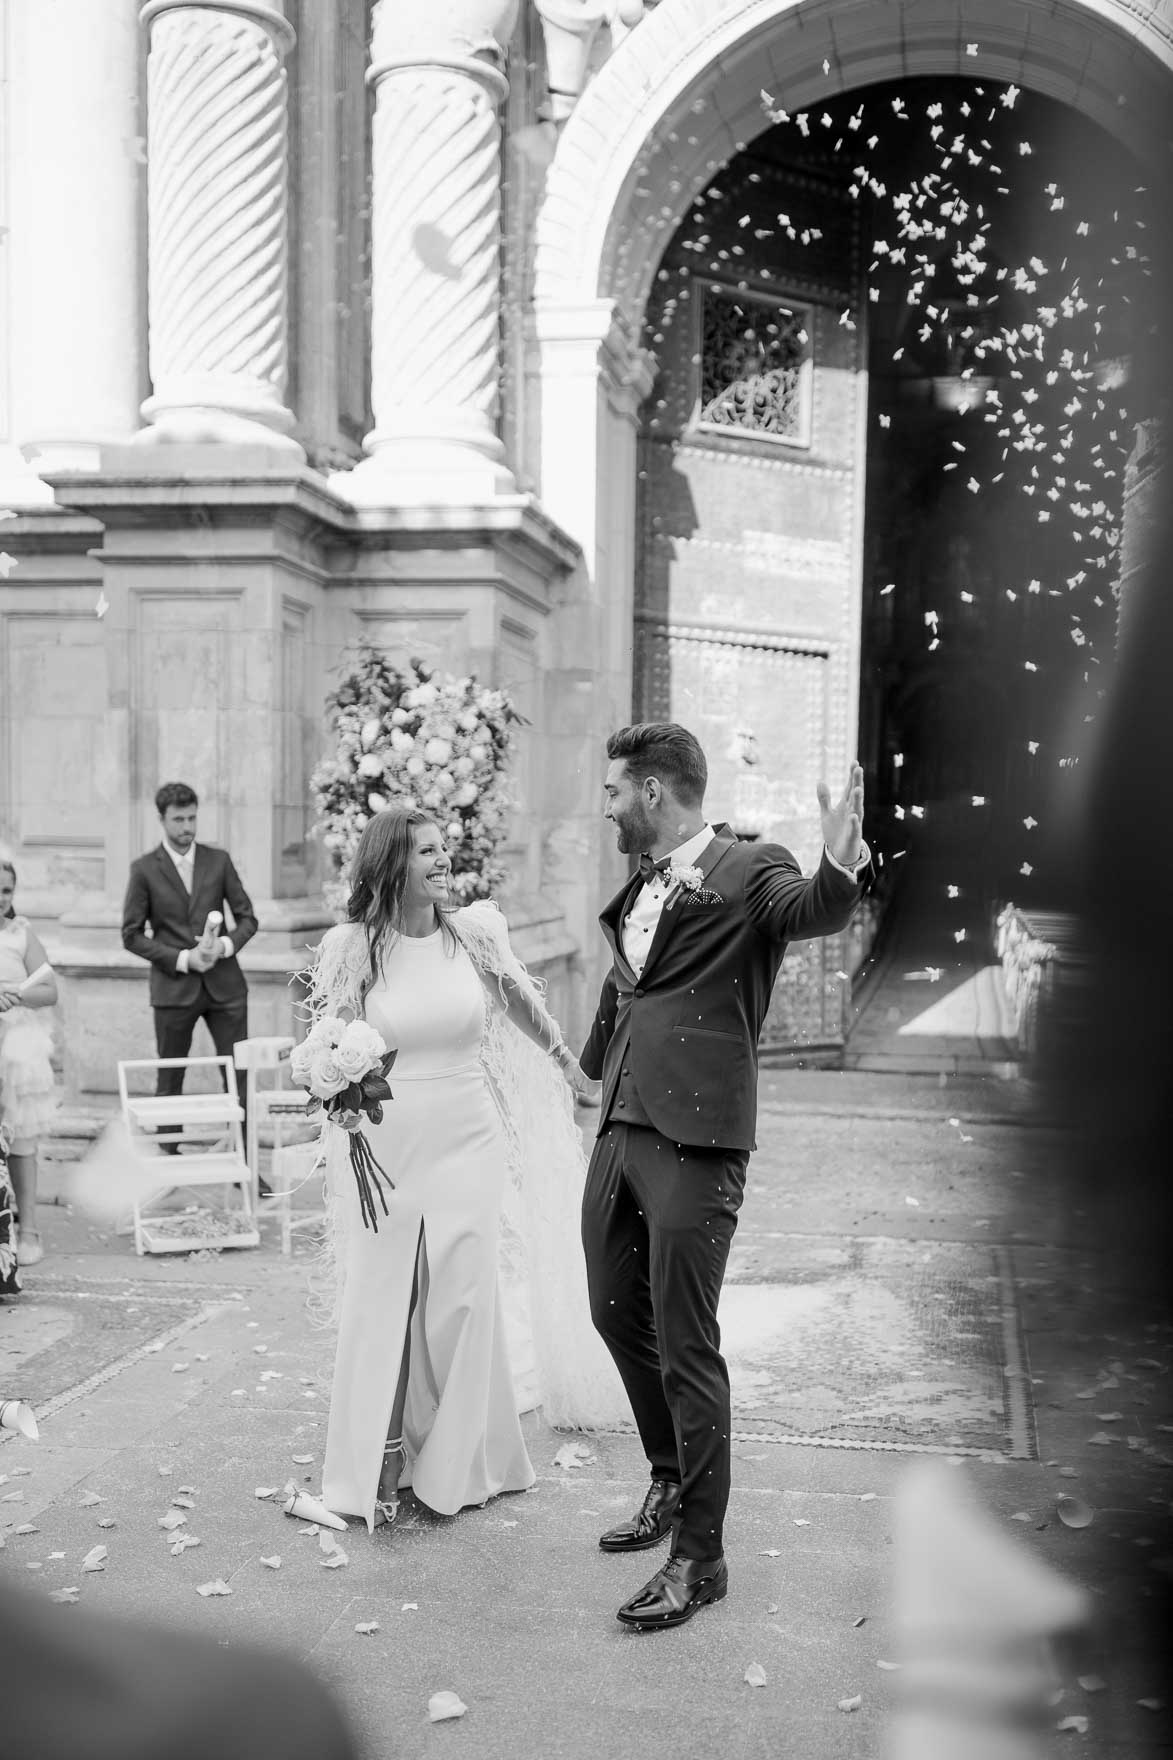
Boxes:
[375,1437,407,1528]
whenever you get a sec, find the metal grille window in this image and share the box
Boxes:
[696,285,812,444]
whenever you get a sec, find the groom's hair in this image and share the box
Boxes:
[606,723,707,806]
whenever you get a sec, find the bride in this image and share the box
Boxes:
[300,807,626,1532]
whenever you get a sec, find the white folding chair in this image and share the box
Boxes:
[233,1036,323,1254]
[117,1056,258,1254]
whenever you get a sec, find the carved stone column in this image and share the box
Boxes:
[335,0,519,505]
[136,0,302,454]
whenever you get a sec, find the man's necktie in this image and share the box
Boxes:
[638,853,670,884]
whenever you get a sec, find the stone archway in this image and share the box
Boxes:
[532,0,1171,573]
[529,0,1171,1030]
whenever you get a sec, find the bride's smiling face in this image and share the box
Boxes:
[403,822,452,911]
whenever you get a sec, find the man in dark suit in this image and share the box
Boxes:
[121,781,258,1150]
[580,722,868,1630]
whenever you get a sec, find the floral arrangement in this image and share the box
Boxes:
[291,1016,398,1232]
[667,863,724,905]
[310,646,524,914]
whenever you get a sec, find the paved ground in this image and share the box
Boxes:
[3,917,1171,1757]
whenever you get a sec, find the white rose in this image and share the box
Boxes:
[423,789,441,809]
[367,791,388,813]
[358,752,383,777]
[424,737,453,766]
[406,755,425,777]
[334,1038,371,1080]
[307,1014,346,1049]
[390,728,414,753]
[414,682,438,707]
[458,709,480,732]
[453,755,474,778]
[455,781,479,807]
[469,744,488,764]
[390,708,408,726]
[446,820,462,840]
[309,1046,349,1099]
[435,771,455,795]
[355,1023,387,1067]
[289,1040,314,1084]
[360,718,381,748]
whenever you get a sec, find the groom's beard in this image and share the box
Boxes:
[612,805,655,856]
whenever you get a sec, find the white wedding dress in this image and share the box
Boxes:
[308,903,627,1533]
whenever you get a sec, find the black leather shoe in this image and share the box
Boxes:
[598,1479,681,1553]
[616,1552,728,1629]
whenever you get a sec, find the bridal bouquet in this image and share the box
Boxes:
[291,1018,397,1233]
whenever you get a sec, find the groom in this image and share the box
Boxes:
[579,722,868,1629]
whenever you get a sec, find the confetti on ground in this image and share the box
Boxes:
[838,1695,862,1713]
[255,1486,280,1499]
[744,1663,768,1687]
[158,1511,188,1532]
[428,1692,468,1723]
[260,1555,282,1570]
[196,1579,232,1597]
[1078,1675,1106,1693]
[355,1621,379,1636]
[1057,1716,1089,1733]
[552,1443,595,1470]
[78,1492,104,1507]
[81,1546,108,1573]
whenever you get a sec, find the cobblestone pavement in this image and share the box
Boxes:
[2,1061,1170,1759]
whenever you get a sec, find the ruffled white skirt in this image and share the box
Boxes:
[0,1009,57,1148]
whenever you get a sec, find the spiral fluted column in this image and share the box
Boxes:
[337,0,518,505]
[136,0,302,453]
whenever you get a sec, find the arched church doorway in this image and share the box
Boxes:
[628,76,1156,1051]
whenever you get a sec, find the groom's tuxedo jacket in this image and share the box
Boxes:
[580,825,864,1154]
[121,842,257,1009]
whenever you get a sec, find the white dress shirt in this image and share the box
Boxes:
[620,826,870,980]
[163,841,233,971]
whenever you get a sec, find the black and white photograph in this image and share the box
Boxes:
[1,0,1170,1754]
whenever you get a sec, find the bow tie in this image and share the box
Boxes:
[638,853,671,884]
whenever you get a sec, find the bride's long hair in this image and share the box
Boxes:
[345,808,456,1004]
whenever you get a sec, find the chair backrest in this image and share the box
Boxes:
[233,1036,295,1072]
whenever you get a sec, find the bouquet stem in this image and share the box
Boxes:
[347,1127,393,1232]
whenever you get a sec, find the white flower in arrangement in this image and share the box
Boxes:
[423,789,442,809]
[453,755,475,779]
[446,820,462,840]
[669,864,705,892]
[358,752,383,777]
[389,728,415,753]
[434,771,455,795]
[406,755,426,777]
[455,781,479,807]
[390,708,409,726]
[458,709,480,732]
[469,744,488,764]
[304,1015,347,1051]
[360,718,381,748]
[424,736,453,765]
[334,1020,387,1080]
[367,791,388,813]
[308,1046,349,1098]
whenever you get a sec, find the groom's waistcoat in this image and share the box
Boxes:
[581,828,864,1155]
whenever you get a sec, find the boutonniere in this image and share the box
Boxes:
[666,863,725,906]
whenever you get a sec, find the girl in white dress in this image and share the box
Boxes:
[0,858,59,1268]
[303,809,624,1534]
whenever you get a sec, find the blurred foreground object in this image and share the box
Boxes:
[888,1461,1090,1760]
[0,1577,359,1760]
[0,1399,38,1440]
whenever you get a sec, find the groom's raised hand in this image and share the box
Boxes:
[816,762,865,869]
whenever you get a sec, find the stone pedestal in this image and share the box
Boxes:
[136,0,302,455]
